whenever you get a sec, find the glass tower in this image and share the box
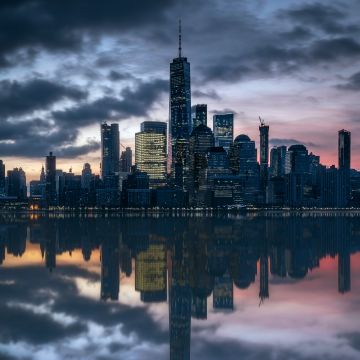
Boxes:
[169,21,191,186]
[191,104,207,129]
[101,122,120,179]
[213,113,234,153]
[135,121,167,188]
[338,129,351,170]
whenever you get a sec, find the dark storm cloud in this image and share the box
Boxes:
[337,72,360,91]
[0,117,98,158]
[108,70,134,82]
[53,79,169,126]
[0,0,175,65]
[280,3,359,35]
[192,89,221,100]
[201,36,360,83]
[270,138,320,149]
[280,26,313,41]
[0,78,167,158]
[0,79,88,117]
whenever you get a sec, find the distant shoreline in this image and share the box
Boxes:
[1,207,360,218]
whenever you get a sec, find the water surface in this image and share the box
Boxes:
[0,214,359,360]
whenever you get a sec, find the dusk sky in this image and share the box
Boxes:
[1,0,360,181]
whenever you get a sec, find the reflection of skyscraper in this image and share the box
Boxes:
[169,21,191,185]
[45,226,57,272]
[101,122,120,179]
[191,296,207,320]
[135,242,167,302]
[169,237,191,360]
[213,113,234,153]
[259,253,269,304]
[100,236,120,301]
[337,218,351,294]
[0,235,5,265]
[213,271,234,310]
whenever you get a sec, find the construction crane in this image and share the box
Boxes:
[259,116,265,126]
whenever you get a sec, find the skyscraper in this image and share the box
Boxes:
[169,21,191,186]
[259,119,269,192]
[6,168,27,200]
[338,129,351,170]
[120,147,132,173]
[188,124,215,204]
[101,122,120,179]
[229,134,260,204]
[269,146,287,177]
[81,163,93,190]
[213,113,234,153]
[0,160,5,194]
[135,121,167,188]
[338,129,351,205]
[45,152,56,206]
[191,104,207,129]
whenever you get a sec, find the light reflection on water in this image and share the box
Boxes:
[1,214,360,360]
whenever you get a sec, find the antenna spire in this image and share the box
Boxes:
[178,19,182,58]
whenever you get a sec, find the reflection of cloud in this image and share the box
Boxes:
[0,265,168,360]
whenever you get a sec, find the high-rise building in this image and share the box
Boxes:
[120,147,132,173]
[229,134,260,204]
[207,147,230,179]
[338,129,351,205]
[188,124,215,200]
[213,113,234,153]
[338,129,351,170]
[320,166,347,208]
[6,168,27,200]
[285,145,309,175]
[81,163,93,190]
[45,152,57,206]
[169,21,191,186]
[191,104,207,129]
[259,120,269,192]
[141,121,167,133]
[135,121,167,188]
[101,122,120,179]
[269,146,287,177]
[0,160,5,194]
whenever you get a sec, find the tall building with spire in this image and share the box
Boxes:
[169,20,191,188]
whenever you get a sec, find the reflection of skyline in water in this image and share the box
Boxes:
[0,215,358,360]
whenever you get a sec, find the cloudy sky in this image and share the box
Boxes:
[1,0,360,181]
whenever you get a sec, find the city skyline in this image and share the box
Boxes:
[0,0,359,181]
